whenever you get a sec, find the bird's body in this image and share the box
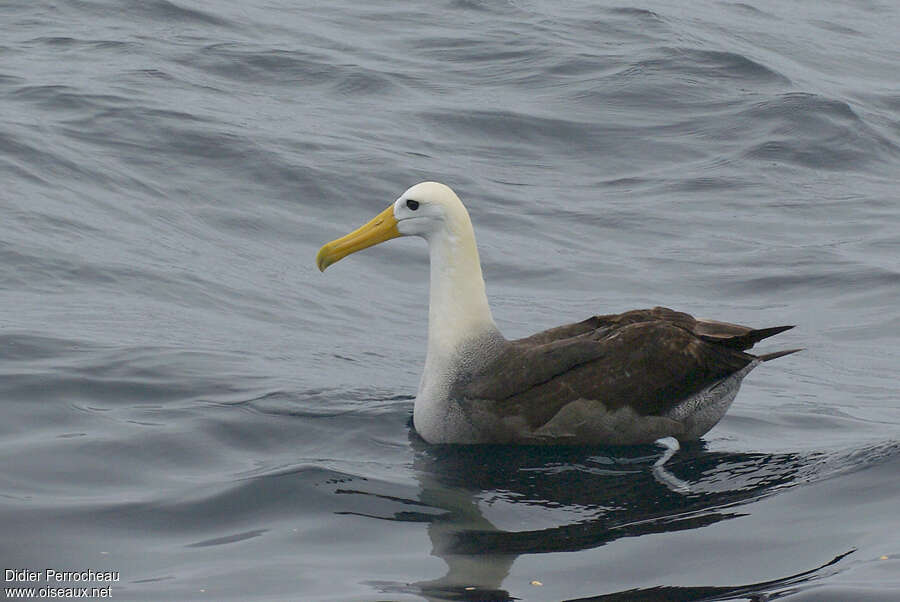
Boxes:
[316,182,798,445]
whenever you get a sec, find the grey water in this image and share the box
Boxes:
[1,0,899,600]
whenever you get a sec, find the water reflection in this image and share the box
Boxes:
[365,434,846,601]
[563,549,854,602]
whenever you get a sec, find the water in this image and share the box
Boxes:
[1,0,898,600]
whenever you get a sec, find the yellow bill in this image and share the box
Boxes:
[316,205,399,271]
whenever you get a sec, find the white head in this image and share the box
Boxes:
[392,181,472,240]
[316,181,474,270]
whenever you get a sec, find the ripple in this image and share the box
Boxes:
[180,43,398,96]
[0,333,95,362]
[641,47,790,85]
[186,529,268,548]
[737,92,900,169]
[68,0,235,29]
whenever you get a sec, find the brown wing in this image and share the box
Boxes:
[462,307,793,430]
[518,306,794,349]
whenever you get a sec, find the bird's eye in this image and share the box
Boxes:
[406,199,420,211]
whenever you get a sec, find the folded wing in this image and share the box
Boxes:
[462,307,795,431]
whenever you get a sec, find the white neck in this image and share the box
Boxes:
[405,184,503,443]
[424,223,499,361]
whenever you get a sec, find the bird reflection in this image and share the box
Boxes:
[355,432,839,601]
[563,549,854,602]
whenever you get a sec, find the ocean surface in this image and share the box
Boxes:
[1,1,899,600]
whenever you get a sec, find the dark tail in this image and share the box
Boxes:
[758,348,803,362]
[700,324,796,350]
[746,324,795,344]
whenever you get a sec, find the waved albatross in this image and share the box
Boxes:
[316,182,799,446]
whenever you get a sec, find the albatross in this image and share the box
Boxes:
[316,182,799,446]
